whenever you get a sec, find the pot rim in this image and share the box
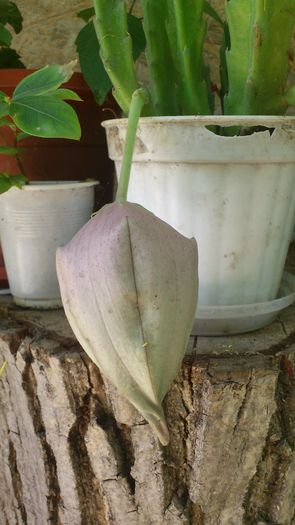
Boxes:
[20,180,99,191]
[102,115,295,129]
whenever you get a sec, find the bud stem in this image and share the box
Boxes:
[116,88,148,203]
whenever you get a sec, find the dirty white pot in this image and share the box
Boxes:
[103,116,295,333]
[0,181,98,308]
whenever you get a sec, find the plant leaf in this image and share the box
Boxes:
[10,95,81,140]
[76,13,145,107]
[77,7,94,23]
[127,13,146,61]
[204,0,223,25]
[0,172,27,193]
[0,22,12,46]
[15,130,29,141]
[51,88,82,101]
[0,116,13,127]
[0,1,23,33]
[0,47,24,68]
[75,20,112,105]
[13,63,77,100]
[0,145,18,155]
[0,90,9,118]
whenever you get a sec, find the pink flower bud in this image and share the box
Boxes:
[56,201,198,445]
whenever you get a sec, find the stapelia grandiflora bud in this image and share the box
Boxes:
[56,201,198,445]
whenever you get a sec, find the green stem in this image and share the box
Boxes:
[92,0,140,115]
[116,88,148,203]
[141,0,179,115]
[166,0,212,115]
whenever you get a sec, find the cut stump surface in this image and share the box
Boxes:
[1,298,295,525]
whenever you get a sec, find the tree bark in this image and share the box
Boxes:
[1,299,295,525]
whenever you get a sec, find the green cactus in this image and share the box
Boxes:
[90,0,295,121]
[166,0,212,115]
[140,0,180,115]
[92,0,143,114]
[225,0,295,116]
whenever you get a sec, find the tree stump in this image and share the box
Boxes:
[1,298,295,525]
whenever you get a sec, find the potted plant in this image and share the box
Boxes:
[0,64,98,308]
[0,1,119,286]
[81,0,295,334]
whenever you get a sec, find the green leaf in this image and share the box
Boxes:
[204,1,224,25]
[127,13,146,61]
[219,22,230,110]
[0,22,12,46]
[0,1,23,34]
[8,173,27,187]
[0,145,19,155]
[0,172,27,193]
[0,116,13,128]
[9,95,81,140]
[0,47,24,68]
[0,90,9,118]
[77,7,95,23]
[76,9,145,108]
[75,21,112,105]
[51,88,82,101]
[15,130,29,141]
[13,63,77,100]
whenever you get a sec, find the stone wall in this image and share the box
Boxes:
[12,0,224,73]
[12,0,92,69]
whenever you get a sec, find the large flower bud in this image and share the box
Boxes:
[56,201,198,445]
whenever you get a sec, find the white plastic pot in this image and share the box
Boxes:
[0,181,98,308]
[103,116,295,333]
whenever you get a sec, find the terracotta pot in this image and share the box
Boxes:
[0,69,119,286]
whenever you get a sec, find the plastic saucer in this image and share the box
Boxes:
[192,272,295,336]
